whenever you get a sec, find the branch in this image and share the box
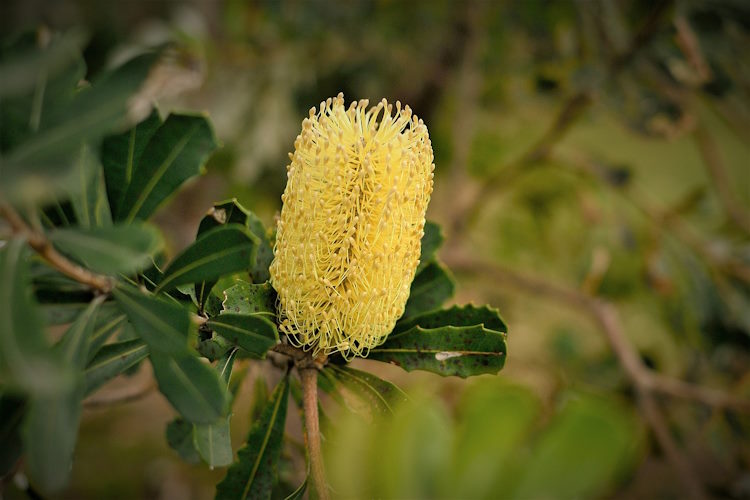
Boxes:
[0,201,113,293]
[444,252,750,499]
[299,357,329,500]
[83,378,155,408]
[693,124,750,235]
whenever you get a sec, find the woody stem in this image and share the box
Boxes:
[300,364,329,500]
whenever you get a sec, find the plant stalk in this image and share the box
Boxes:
[299,365,329,500]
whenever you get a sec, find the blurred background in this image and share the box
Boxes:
[3,0,750,498]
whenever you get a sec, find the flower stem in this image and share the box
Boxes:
[299,365,329,500]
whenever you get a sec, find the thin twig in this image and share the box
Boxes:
[299,361,329,500]
[444,252,750,499]
[83,379,156,408]
[693,124,750,235]
[0,201,113,293]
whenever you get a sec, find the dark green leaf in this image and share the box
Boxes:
[112,283,191,354]
[403,262,455,318]
[70,144,112,228]
[3,52,158,204]
[0,395,26,476]
[50,223,163,275]
[166,418,201,464]
[417,221,443,273]
[194,349,237,468]
[102,109,162,219]
[156,224,258,293]
[87,312,127,362]
[284,479,307,500]
[195,199,273,308]
[221,281,276,315]
[24,390,82,493]
[208,313,278,358]
[0,239,73,395]
[84,339,148,394]
[57,296,103,368]
[216,376,290,500]
[328,365,408,416]
[369,325,507,378]
[120,113,219,223]
[394,304,507,335]
[149,351,229,424]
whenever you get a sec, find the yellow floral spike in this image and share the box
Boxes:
[270,93,435,358]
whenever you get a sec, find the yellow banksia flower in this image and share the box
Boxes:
[270,93,435,358]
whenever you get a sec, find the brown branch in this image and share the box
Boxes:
[0,201,114,293]
[444,252,750,499]
[693,124,750,235]
[83,379,156,408]
[299,359,329,500]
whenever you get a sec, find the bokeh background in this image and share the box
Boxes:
[3,0,750,498]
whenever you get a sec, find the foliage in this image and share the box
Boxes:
[0,32,507,498]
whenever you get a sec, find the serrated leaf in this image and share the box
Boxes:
[166,418,201,464]
[156,224,258,293]
[328,365,408,416]
[0,239,73,395]
[418,221,443,273]
[394,304,507,335]
[102,109,162,219]
[3,51,158,205]
[208,313,278,358]
[221,281,276,316]
[216,375,289,500]
[195,199,273,308]
[369,324,507,378]
[84,339,149,394]
[50,223,163,275]
[120,113,219,223]
[112,283,191,354]
[149,351,229,424]
[403,262,455,318]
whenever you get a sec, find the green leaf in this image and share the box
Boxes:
[87,312,127,362]
[216,375,290,500]
[194,349,237,468]
[369,324,507,378]
[0,395,26,476]
[57,297,102,368]
[195,199,273,308]
[156,224,258,293]
[403,262,455,318]
[328,365,408,416]
[149,351,230,424]
[24,390,82,493]
[284,479,308,500]
[166,418,201,464]
[102,109,162,219]
[70,143,112,228]
[221,281,277,316]
[510,396,638,499]
[394,304,507,335]
[3,52,158,204]
[50,223,163,275]
[112,284,191,354]
[119,113,219,223]
[0,239,73,395]
[84,339,149,394]
[417,221,443,273]
[195,417,233,468]
[208,313,278,358]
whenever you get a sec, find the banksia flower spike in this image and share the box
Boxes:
[270,93,435,358]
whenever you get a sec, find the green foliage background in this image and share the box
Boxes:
[1,0,749,499]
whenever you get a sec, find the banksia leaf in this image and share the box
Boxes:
[270,93,435,357]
